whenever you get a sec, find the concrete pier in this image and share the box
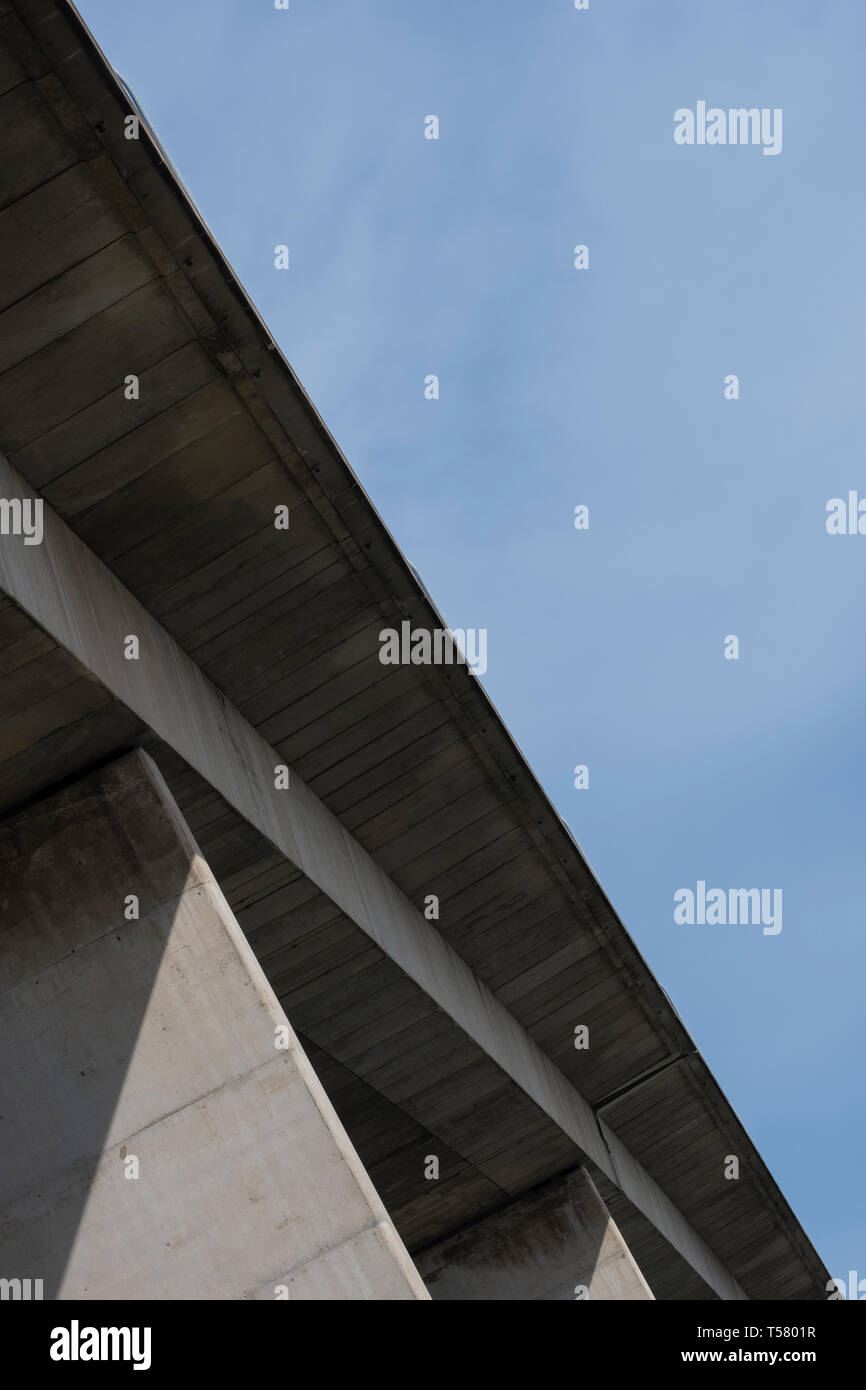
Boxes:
[417,1168,653,1300]
[0,751,427,1300]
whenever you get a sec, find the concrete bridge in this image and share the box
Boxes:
[0,0,828,1300]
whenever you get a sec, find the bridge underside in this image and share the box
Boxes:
[0,495,726,1299]
[0,0,828,1300]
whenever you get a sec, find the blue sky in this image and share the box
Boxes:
[76,0,865,1287]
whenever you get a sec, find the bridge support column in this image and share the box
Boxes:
[0,749,427,1301]
[416,1167,654,1300]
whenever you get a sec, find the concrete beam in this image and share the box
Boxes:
[0,455,745,1299]
[0,749,428,1299]
[417,1167,654,1300]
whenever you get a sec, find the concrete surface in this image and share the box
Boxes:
[0,454,745,1300]
[0,749,428,1300]
[418,1167,654,1300]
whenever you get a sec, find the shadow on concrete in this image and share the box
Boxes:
[414,1166,647,1300]
[0,752,196,1298]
